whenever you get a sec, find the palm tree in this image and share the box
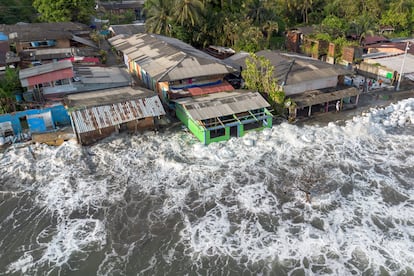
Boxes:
[144,0,174,35]
[262,20,278,48]
[223,17,239,47]
[299,0,313,24]
[174,0,205,27]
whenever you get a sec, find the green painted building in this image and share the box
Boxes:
[174,91,273,145]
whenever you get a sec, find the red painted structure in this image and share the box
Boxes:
[26,68,74,86]
[188,82,234,96]
[19,60,74,88]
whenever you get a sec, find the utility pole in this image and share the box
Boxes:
[396,41,410,91]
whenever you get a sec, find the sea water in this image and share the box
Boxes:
[1,99,414,275]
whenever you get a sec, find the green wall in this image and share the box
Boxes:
[176,105,273,145]
[205,127,230,144]
[176,105,206,144]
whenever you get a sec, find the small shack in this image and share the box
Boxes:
[290,87,360,118]
[174,91,272,145]
[65,86,166,145]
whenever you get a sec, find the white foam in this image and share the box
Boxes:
[1,98,414,275]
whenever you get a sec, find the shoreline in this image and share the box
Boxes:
[294,87,414,127]
[1,87,414,150]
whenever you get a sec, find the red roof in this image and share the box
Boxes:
[363,35,389,46]
[188,82,234,96]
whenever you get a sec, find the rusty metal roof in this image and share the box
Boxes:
[70,94,165,134]
[108,33,237,82]
[188,82,234,96]
[174,91,270,121]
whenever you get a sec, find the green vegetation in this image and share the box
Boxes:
[0,67,22,114]
[98,9,137,25]
[33,0,95,23]
[143,0,414,51]
[0,0,36,24]
[242,53,290,116]
[3,1,413,51]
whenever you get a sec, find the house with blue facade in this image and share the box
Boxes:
[0,104,71,140]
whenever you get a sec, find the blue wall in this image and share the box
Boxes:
[0,105,70,135]
[27,116,48,133]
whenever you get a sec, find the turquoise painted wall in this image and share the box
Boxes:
[0,105,70,135]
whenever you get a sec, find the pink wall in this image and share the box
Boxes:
[27,68,74,86]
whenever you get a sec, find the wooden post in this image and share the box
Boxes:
[308,105,312,117]
[325,102,329,112]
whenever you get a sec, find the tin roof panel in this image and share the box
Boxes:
[175,91,270,121]
[71,95,165,133]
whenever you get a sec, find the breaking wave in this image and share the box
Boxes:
[1,98,413,275]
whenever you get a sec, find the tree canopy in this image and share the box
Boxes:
[3,0,414,52]
[0,0,36,24]
[0,67,21,114]
[143,0,414,51]
[33,0,95,23]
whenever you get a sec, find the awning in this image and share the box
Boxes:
[290,87,360,108]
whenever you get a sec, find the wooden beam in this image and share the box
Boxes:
[248,110,258,121]
[217,117,225,127]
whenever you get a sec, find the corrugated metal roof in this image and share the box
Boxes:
[228,50,352,87]
[290,87,360,108]
[109,33,237,81]
[19,60,73,80]
[256,50,352,85]
[0,22,88,42]
[71,35,98,48]
[109,23,145,35]
[65,86,156,108]
[174,91,270,121]
[71,95,165,134]
[365,53,414,74]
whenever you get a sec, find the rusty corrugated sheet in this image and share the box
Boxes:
[71,95,165,134]
[188,82,234,96]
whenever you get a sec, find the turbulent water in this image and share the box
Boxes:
[1,99,414,276]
